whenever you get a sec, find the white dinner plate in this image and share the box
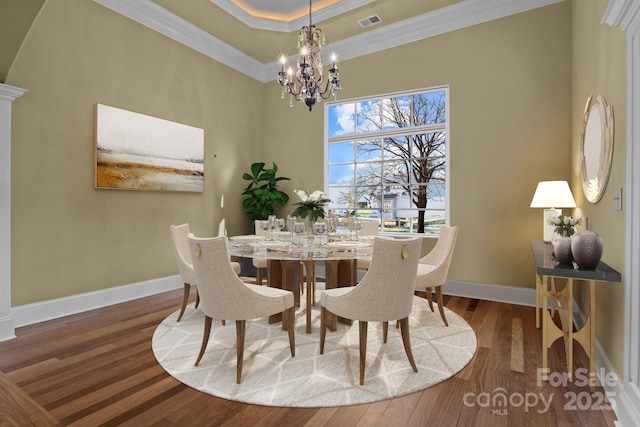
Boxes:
[229,235,261,242]
[325,241,371,250]
[250,241,291,248]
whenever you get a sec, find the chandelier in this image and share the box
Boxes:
[277,0,342,111]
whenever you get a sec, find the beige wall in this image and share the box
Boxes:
[264,2,573,287]
[572,0,626,377]
[6,0,626,378]
[7,0,262,305]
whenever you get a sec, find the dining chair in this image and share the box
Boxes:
[355,220,378,272]
[253,220,269,285]
[188,234,295,384]
[217,218,241,275]
[169,223,200,322]
[415,225,459,326]
[319,236,422,385]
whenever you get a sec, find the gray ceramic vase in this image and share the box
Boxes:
[571,231,603,270]
[552,237,573,265]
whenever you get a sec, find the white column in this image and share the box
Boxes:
[603,1,640,424]
[0,83,28,341]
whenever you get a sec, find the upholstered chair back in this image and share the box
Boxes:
[323,237,421,322]
[187,235,289,320]
[217,218,227,237]
[169,223,197,285]
[417,225,458,287]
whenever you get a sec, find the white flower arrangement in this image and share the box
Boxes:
[548,215,584,237]
[291,189,331,220]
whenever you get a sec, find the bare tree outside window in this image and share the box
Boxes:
[327,88,448,235]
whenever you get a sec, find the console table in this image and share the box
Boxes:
[530,240,621,387]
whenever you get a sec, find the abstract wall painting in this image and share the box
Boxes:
[95,103,204,192]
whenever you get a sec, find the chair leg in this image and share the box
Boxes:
[236,320,246,384]
[359,321,368,385]
[256,268,263,286]
[195,288,200,309]
[300,262,304,295]
[320,306,327,354]
[177,283,190,322]
[195,316,212,366]
[426,287,434,312]
[312,279,316,306]
[286,307,296,357]
[382,321,389,343]
[435,286,448,326]
[399,317,418,373]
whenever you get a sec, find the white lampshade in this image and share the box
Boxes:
[530,181,577,208]
[530,181,577,242]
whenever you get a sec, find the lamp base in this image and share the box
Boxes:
[543,208,561,242]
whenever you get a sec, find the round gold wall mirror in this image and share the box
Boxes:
[580,95,614,203]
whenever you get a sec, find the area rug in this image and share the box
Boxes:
[152,294,477,407]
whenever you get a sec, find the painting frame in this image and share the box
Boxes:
[95,103,204,192]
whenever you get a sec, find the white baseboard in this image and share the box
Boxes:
[0,316,16,342]
[571,301,639,426]
[10,275,183,329]
[616,382,640,427]
[443,279,537,307]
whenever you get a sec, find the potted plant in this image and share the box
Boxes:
[241,162,290,222]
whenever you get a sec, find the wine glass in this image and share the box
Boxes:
[287,215,296,242]
[293,222,305,247]
[259,220,270,240]
[314,221,327,246]
[267,215,276,240]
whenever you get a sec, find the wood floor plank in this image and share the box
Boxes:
[65,375,180,426]
[511,317,525,373]
[303,407,340,426]
[354,400,391,427]
[380,389,423,424]
[0,371,62,426]
[0,289,616,426]
[455,346,491,427]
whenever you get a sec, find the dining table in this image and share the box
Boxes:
[227,233,373,333]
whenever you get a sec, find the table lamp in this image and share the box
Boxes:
[530,180,577,242]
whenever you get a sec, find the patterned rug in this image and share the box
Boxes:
[152,295,477,407]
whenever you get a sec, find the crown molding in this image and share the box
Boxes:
[210,0,374,32]
[602,0,640,31]
[95,0,562,84]
[0,83,28,102]
[94,0,265,79]
[262,0,563,82]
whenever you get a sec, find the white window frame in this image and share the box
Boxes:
[324,86,450,237]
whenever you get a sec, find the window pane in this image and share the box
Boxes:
[327,186,355,211]
[328,164,353,185]
[413,91,446,125]
[382,96,410,129]
[383,136,411,160]
[356,100,382,132]
[410,132,445,159]
[328,103,356,136]
[381,160,410,185]
[356,163,380,185]
[328,141,354,164]
[356,140,381,162]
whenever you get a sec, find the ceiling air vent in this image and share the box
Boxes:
[358,15,382,28]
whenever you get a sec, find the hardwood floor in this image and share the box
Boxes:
[0,288,617,426]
